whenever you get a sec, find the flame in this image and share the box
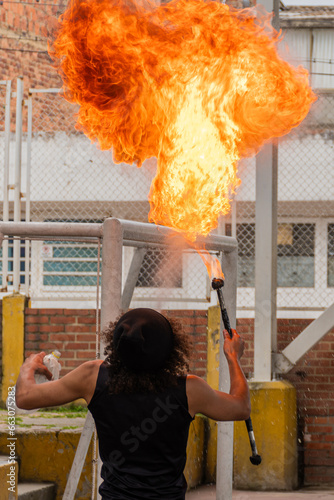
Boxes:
[51,0,316,244]
[197,250,224,281]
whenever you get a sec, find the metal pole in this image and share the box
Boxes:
[2,80,11,290]
[0,221,103,239]
[97,218,124,497]
[64,218,124,500]
[254,142,278,381]
[121,247,146,310]
[25,94,32,295]
[253,0,279,381]
[216,247,237,500]
[13,77,23,292]
[100,218,123,332]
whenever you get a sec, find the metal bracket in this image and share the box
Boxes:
[272,352,295,374]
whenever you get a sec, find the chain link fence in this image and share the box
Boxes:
[233,91,334,312]
[0,84,213,305]
[1,80,333,311]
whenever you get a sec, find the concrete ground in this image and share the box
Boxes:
[186,484,334,500]
[1,411,334,500]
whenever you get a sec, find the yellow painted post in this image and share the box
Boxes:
[206,307,298,490]
[185,416,206,489]
[1,294,26,405]
[234,380,298,490]
[205,305,220,482]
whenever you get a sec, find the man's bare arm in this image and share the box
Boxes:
[187,329,251,421]
[16,352,102,410]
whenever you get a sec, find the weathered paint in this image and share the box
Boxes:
[234,380,298,490]
[206,307,298,490]
[0,416,206,499]
[0,430,94,500]
[185,415,206,489]
[0,457,18,500]
[1,295,26,405]
[205,305,220,482]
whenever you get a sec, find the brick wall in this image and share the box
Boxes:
[24,308,208,378]
[236,318,334,487]
[13,309,334,485]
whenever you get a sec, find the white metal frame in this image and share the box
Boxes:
[0,218,238,500]
[1,80,12,291]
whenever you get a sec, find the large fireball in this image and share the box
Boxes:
[51,0,316,241]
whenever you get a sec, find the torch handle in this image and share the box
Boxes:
[216,287,232,337]
[215,286,262,466]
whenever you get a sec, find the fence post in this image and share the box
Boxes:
[2,80,12,291]
[216,247,237,500]
[13,77,24,292]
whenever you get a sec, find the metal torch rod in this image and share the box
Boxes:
[214,282,262,466]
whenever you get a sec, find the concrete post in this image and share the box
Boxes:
[13,77,23,292]
[254,142,278,381]
[253,0,280,382]
[216,248,237,500]
[1,294,26,405]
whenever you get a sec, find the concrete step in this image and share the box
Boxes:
[0,454,18,500]
[17,483,55,500]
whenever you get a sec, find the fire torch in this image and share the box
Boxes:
[212,277,262,466]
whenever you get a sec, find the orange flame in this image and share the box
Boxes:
[198,250,224,281]
[51,0,316,244]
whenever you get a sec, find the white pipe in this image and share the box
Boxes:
[216,247,238,500]
[0,221,237,253]
[97,218,124,498]
[2,80,11,290]
[25,94,32,295]
[13,77,24,292]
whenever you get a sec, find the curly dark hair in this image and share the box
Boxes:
[102,316,192,394]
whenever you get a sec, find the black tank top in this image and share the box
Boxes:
[88,362,194,500]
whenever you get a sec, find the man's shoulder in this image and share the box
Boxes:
[73,359,104,378]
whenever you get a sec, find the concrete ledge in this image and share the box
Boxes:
[0,455,18,500]
[0,430,94,500]
[17,483,55,500]
[0,414,206,499]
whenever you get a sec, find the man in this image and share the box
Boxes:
[16,308,250,499]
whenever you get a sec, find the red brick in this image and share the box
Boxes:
[49,333,73,341]
[25,325,39,333]
[25,341,37,349]
[76,351,95,359]
[40,325,64,334]
[65,360,81,368]
[26,333,38,341]
[80,316,96,324]
[25,315,49,324]
[38,309,59,315]
[38,342,60,350]
[60,350,75,358]
[236,318,254,325]
[65,342,90,350]
[53,316,77,324]
[65,309,92,316]
[25,308,38,315]
[76,334,97,342]
[65,325,94,333]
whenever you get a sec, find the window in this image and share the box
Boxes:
[136,249,182,288]
[328,224,334,287]
[42,242,99,287]
[0,237,27,288]
[236,223,255,288]
[42,219,101,287]
[233,222,315,288]
[277,223,314,287]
